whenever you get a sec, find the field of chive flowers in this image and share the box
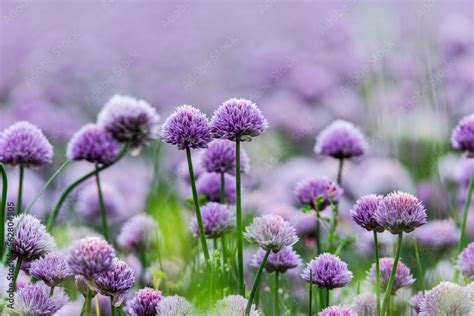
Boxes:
[1,1,474,316]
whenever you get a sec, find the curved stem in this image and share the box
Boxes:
[0,164,7,258]
[336,158,344,186]
[413,239,425,292]
[246,248,270,315]
[308,270,313,316]
[95,166,109,242]
[186,147,210,262]
[16,166,24,215]
[12,258,22,291]
[235,139,244,296]
[381,233,403,316]
[373,231,381,316]
[274,271,279,315]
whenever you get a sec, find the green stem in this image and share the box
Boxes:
[111,298,116,316]
[381,233,403,316]
[413,239,425,292]
[374,231,381,316]
[325,288,329,309]
[316,210,321,255]
[274,271,279,315]
[336,158,344,186]
[308,270,313,316]
[235,139,244,296]
[50,286,55,296]
[220,172,225,204]
[246,248,270,315]
[16,166,24,215]
[186,147,210,262]
[0,164,7,258]
[80,289,92,316]
[95,166,109,242]
[457,170,474,255]
[12,258,22,291]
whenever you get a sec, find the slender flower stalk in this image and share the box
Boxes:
[12,258,22,291]
[458,170,474,257]
[373,231,381,316]
[0,163,7,258]
[315,209,322,255]
[308,270,313,316]
[274,271,279,315]
[235,138,244,295]
[381,233,403,316]
[336,158,344,186]
[16,166,24,215]
[246,248,271,315]
[95,166,109,242]
[413,239,426,292]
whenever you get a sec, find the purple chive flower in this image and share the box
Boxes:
[14,282,68,315]
[351,293,376,316]
[156,295,192,316]
[420,282,474,315]
[244,214,299,252]
[66,124,120,165]
[0,121,53,167]
[314,120,367,159]
[319,305,354,316]
[451,114,474,157]
[117,214,156,252]
[457,242,474,279]
[67,237,115,279]
[98,95,160,150]
[350,194,385,232]
[368,257,414,294]
[161,105,212,150]
[214,295,259,316]
[301,253,353,289]
[125,287,162,316]
[374,191,427,234]
[196,172,236,204]
[29,252,73,287]
[294,177,343,210]
[210,98,269,141]
[11,214,55,261]
[95,259,135,306]
[250,246,301,273]
[410,291,424,315]
[413,219,459,250]
[192,202,234,238]
[201,139,250,174]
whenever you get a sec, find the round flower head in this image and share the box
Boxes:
[67,237,115,279]
[315,120,367,159]
[14,282,68,315]
[350,194,385,232]
[301,253,353,289]
[319,305,354,316]
[451,113,474,157]
[126,287,162,316]
[98,95,160,150]
[413,219,459,250]
[201,139,250,174]
[214,295,259,316]
[294,177,343,210]
[0,121,53,167]
[351,293,376,316]
[420,282,474,315]
[210,98,269,141]
[117,213,156,252]
[457,242,474,279]
[250,246,301,273]
[29,252,73,287]
[410,291,424,315]
[368,257,414,294]
[161,105,212,150]
[66,124,120,165]
[95,259,135,306]
[374,191,427,234]
[244,214,299,252]
[192,202,234,238]
[196,172,236,204]
[11,214,55,261]
[156,295,192,316]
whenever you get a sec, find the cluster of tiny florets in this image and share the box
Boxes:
[244,215,298,252]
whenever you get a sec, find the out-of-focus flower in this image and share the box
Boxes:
[350,194,384,233]
[67,237,115,279]
[29,252,73,287]
[412,219,459,250]
[368,257,414,294]
[67,124,120,165]
[374,191,427,234]
[244,215,298,252]
[416,182,451,218]
[451,113,474,157]
[117,214,156,252]
[201,139,249,174]
[11,214,55,261]
[161,105,211,150]
[315,120,367,159]
[95,259,135,306]
[214,295,259,316]
[210,98,268,141]
[301,253,353,289]
[192,202,234,238]
[294,177,342,210]
[457,242,474,279]
[419,281,474,315]
[351,293,376,316]
[125,287,162,316]
[196,172,236,204]
[425,260,456,288]
[98,95,160,150]
[250,246,301,273]
[178,154,204,183]
[156,295,192,316]
[0,121,53,167]
[318,305,354,316]
[410,291,424,315]
[14,282,68,315]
